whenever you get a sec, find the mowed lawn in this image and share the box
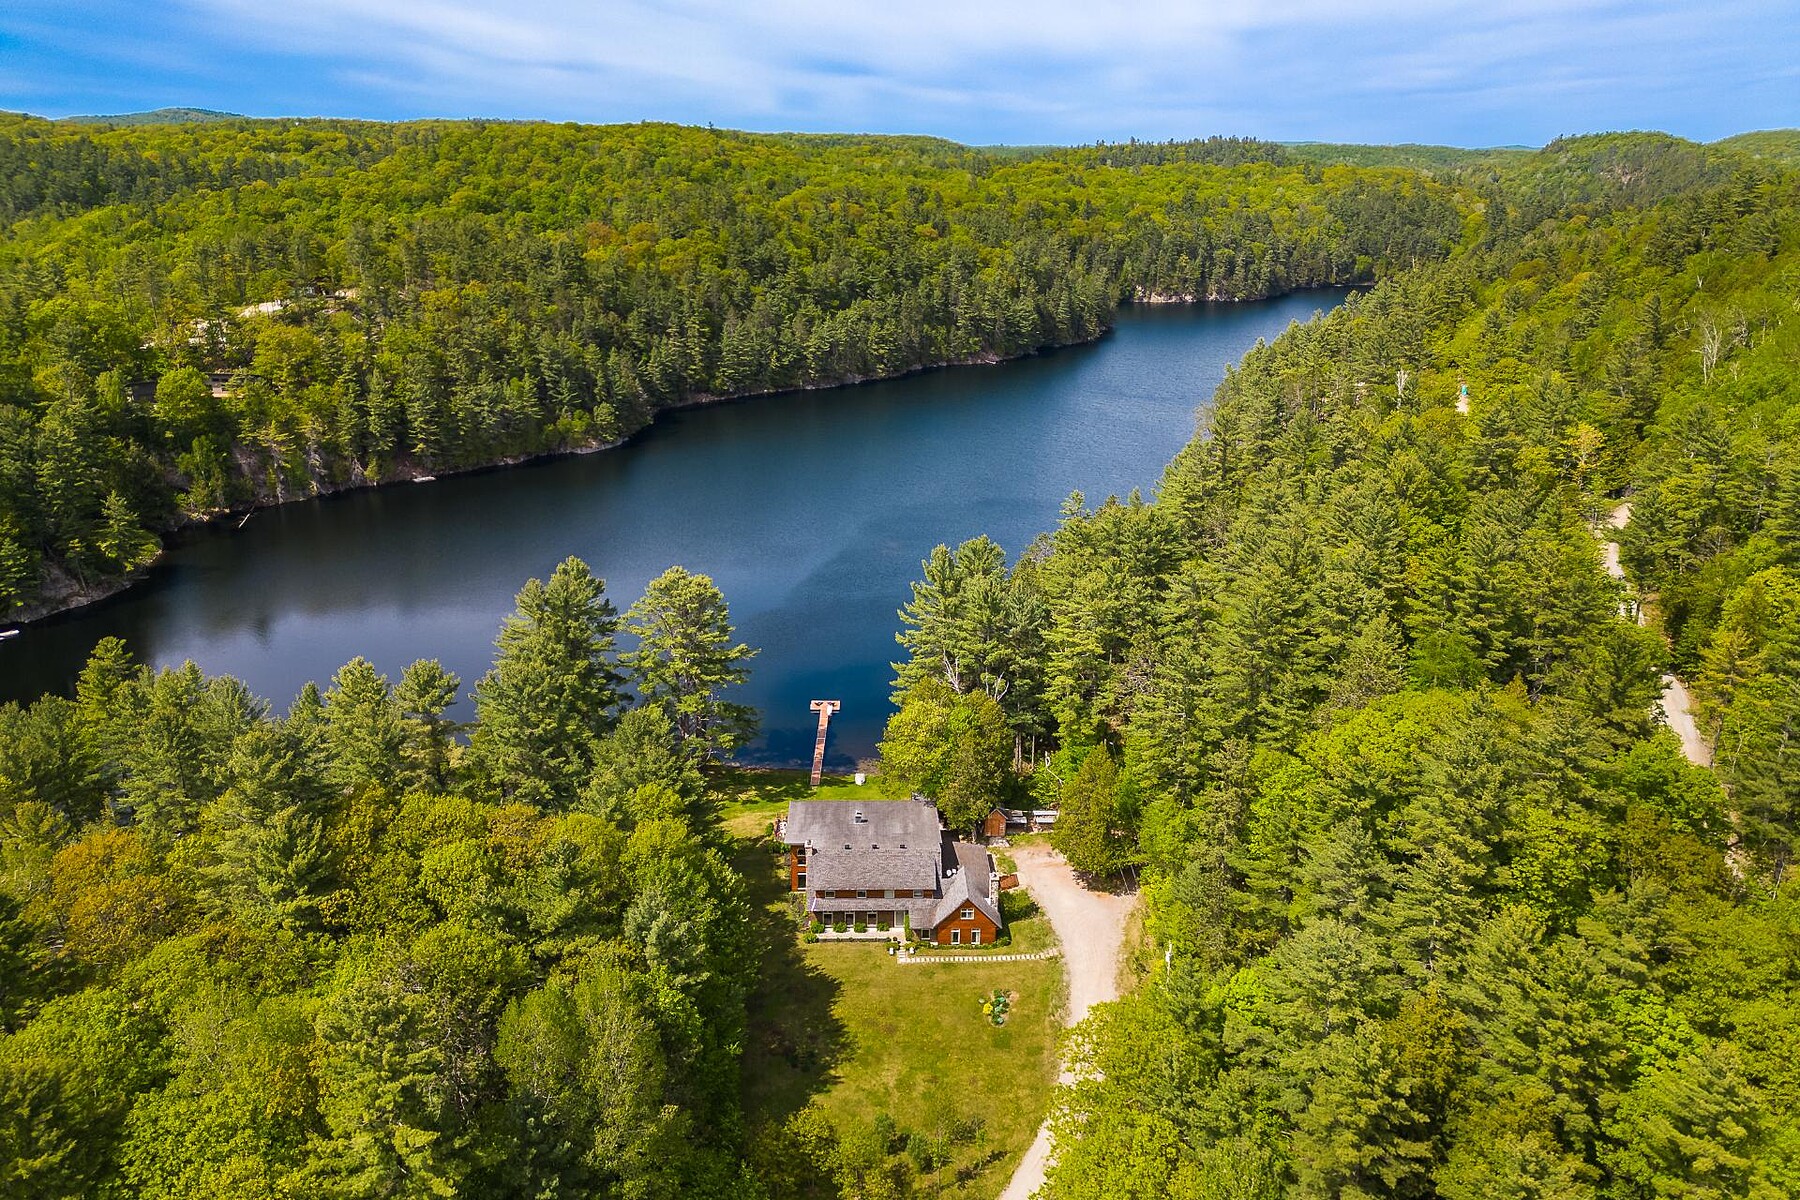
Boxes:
[728,783,1065,1199]
[716,767,907,841]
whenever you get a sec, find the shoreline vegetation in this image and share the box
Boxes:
[1,289,1340,629]
[4,316,1116,626]
[0,115,1466,624]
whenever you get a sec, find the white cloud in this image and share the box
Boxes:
[81,0,1800,140]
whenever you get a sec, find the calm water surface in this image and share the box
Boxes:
[2,294,1346,765]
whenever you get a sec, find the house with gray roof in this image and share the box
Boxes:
[778,798,1002,945]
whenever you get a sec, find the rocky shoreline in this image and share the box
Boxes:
[3,331,1120,629]
[5,286,1346,629]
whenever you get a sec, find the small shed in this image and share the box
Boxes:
[982,807,1008,840]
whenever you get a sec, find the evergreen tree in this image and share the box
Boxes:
[394,658,460,791]
[1052,748,1130,878]
[579,706,710,829]
[322,657,405,794]
[621,566,758,759]
[471,557,624,808]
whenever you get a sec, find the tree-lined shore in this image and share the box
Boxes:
[0,117,1465,620]
[878,130,1800,1199]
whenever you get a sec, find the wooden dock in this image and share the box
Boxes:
[808,699,841,786]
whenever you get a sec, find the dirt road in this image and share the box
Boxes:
[1602,503,1711,768]
[997,844,1138,1200]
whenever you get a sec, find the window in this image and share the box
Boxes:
[856,889,867,898]
[961,908,974,920]
[797,873,806,888]
[971,930,981,945]
[950,929,961,945]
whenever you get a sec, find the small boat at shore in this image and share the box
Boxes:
[0,630,18,641]
[413,475,436,482]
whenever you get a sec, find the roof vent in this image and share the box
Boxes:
[844,843,851,850]
[853,809,865,823]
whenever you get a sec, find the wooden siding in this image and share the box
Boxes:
[930,908,1000,947]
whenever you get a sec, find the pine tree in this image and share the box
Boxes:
[1325,611,1408,712]
[1053,748,1128,878]
[323,657,406,794]
[621,566,757,759]
[0,517,37,613]
[579,706,709,829]
[471,557,624,808]
[91,492,157,575]
[1294,818,1385,927]
[1606,1044,1764,1200]
[394,659,460,791]
[0,891,43,1032]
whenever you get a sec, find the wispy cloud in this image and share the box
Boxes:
[3,0,1795,143]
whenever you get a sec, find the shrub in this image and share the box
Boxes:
[833,922,847,933]
[809,920,823,934]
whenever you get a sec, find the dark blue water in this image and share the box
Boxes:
[1,294,1345,765]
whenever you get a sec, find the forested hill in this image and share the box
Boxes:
[881,133,1800,1196]
[0,115,1464,619]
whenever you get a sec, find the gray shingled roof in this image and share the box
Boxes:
[786,798,947,896]
[806,845,940,893]
[785,798,942,852]
[786,798,1001,932]
[931,840,1001,928]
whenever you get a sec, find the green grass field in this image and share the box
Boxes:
[724,771,1065,1198]
[715,767,907,840]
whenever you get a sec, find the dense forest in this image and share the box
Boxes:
[0,558,765,1197]
[885,131,1800,1197]
[3,118,1799,1199]
[0,114,1464,618]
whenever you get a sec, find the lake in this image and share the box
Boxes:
[1,293,1347,766]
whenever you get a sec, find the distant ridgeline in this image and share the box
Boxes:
[878,129,1800,1197]
[0,116,1470,616]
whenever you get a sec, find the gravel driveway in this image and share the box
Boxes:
[997,843,1138,1200]
[1604,503,1712,767]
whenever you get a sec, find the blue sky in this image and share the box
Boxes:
[2,1,1795,146]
